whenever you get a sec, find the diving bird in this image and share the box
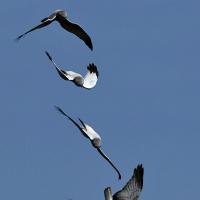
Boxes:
[16,9,93,50]
[45,51,99,89]
[104,164,144,200]
[55,106,122,180]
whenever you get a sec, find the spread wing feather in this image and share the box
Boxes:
[16,14,56,40]
[56,15,93,50]
[83,64,99,89]
[45,51,81,80]
[113,165,144,200]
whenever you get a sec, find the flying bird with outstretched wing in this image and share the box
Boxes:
[45,51,99,89]
[55,106,122,180]
[16,9,93,50]
[104,164,144,200]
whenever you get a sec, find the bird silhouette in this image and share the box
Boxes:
[104,164,144,200]
[45,51,98,89]
[55,106,122,180]
[16,9,93,50]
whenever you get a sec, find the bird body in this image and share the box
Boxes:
[55,106,121,180]
[104,165,144,200]
[16,10,93,50]
[45,51,99,89]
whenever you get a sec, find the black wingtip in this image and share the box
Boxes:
[118,174,122,180]
[90,44,93,51]
[54,105,61,112]
[54,105,68,117]
[45,51,52,61]
[87,63,99,77]
[134,164,144,189]
[89,44,93,51]
[97,148,121,181]
[15,35,23,41]
[86,40,93,51]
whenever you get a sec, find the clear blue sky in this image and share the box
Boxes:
[0,0,199,199]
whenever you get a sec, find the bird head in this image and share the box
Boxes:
[74,76,84,87]
[92,138,101,148]
[55,9,67,18]
[104,187,113,200]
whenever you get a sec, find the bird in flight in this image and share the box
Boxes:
[16,9,93,50]
[55,106,122,180]
[45,51,99,89]
[104,164,144,200]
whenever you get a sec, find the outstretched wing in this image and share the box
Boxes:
[55,106,90,139]
[83,64,99,89]
[16,13,56,40]
[65,71,82,81]
[56,14,93,50]
[45,51,81,80]
[97,148,121,180]
[113,164,144,200]
[55,106,83,133]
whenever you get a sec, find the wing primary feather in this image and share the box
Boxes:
[113,164,144,200]
[56,15,93,50]
[78,118,87,129]
[16,20,52,41]
[45,51,68,80]
[55,106,82,132]
[45,51,60,69]
[97,148,121,180]
[87,63,99,77]
[135,164,144,190]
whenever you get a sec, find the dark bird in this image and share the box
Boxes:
[104,164,144,200]
[16,10,93,50]
[55,106,122,180]
[45,51,98,89]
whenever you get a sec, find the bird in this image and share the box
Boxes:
[104,164,144,200]
[45,51,99,89]
[55,106,122,180]
[16,9,93,50]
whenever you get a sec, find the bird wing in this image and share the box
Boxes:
[66,71,82,80]
[79,120,101,141]
[104,187,113,200]
[83,64,99,89]
[45,51,81,80]
[16,14,56,40]
[55,106,83,132]
[97,148,122,180]
[113,164,144,200]
[55,106,91,139]
[56,15,93,50]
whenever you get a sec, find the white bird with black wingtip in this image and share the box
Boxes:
[104,164,144,200]
[45,51,99,89]
[16,9,93,50]
[55,106,122,180]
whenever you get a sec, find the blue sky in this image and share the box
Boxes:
[0,0,200,200]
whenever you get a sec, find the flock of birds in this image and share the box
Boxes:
[16,9,144,200]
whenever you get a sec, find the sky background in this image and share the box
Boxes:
[0,0,200,200]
